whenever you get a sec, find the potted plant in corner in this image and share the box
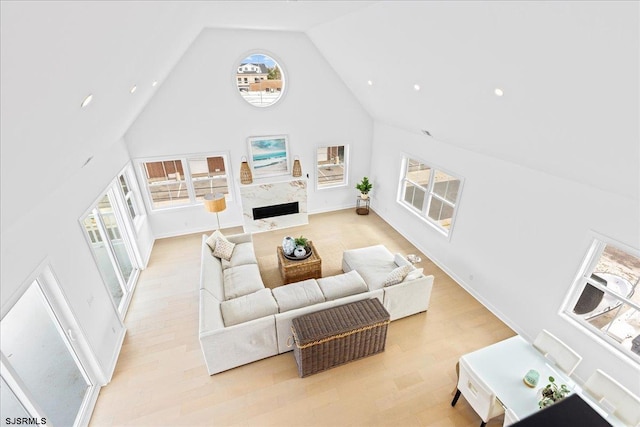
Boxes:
[356,176,373,199]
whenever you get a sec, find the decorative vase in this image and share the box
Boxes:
[282,237,295,256]
[292,158,302,177]
[240,157,252,184]
[294,245,306,258]
[360,192,369,200]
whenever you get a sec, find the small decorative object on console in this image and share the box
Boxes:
[282,236,295,256]
[406,254,422,264]
[538,376,571,408]
[292,156,302,177]
[523,369,540,388]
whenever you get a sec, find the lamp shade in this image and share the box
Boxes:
[203,193,226,213]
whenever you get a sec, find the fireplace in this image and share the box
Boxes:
[239,178,308,232]
[253,202,299,220]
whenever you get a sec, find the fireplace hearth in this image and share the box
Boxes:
[253,202,299,220]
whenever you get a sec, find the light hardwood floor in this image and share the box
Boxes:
[90,208,514,426]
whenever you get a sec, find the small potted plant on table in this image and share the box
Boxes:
[538,376,571,408]
[293,236,309,258]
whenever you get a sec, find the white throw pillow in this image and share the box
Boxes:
[403,267,424,282]
[383,264,413,287]
[212,238,235,261]
[205,230,227,252]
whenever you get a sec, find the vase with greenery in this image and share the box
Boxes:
[538,376,571,408]
[293,235,308,258]
[356,177,373,199]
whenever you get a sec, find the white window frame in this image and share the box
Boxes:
[136,152,233,212]
[115,164,145,232]
[396,154,463,238]
[560,233,640,364]
[316,144,349,190]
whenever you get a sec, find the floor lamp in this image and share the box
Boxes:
[203,193,226,230]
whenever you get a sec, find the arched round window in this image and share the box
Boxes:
[235,53,285,107]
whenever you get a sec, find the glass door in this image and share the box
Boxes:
[82,191,139,314]
[1,280,94,426]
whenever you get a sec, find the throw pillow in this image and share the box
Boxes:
[383,264,413,287]
[403,267,424,282]
[205,230,227,252]
[212,238,235,261]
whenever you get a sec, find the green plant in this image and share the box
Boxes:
[294,235,308,247]
[356,177,373,194]
[538,376,570,408]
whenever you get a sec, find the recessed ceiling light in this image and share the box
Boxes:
[82,156,94,168]
[130,85,137,94]
[494,88,504,97]
[421,130,432,136]
[414,84,420,91]
[152,81,158,87]
[367,80,373,86]
[80,94,93,108]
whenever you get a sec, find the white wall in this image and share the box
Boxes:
[0,139,148,380]
[124,28,373,238]
[369,121,640,392]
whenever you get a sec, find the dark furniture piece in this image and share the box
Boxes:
[356,196,370,215]
[291,298,390,377]
[512,394,611,427]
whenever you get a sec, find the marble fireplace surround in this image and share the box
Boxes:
[239,178,308,233]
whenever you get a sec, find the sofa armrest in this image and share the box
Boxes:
[198,315,278,375]
[383,275,434,321]
[227,232,253,245]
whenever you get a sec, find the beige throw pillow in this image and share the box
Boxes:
[212,238,235,261]
[383,264,414,287]
[403,267,424,282]
[205,230,226,252]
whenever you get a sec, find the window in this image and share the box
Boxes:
[139,153,231,210]
[398,156,462,236]
[316,145,348,189]
[562,237,640,363]
[235,52,285,107]
[116,168,142,224]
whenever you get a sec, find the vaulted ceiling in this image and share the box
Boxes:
[1,1,637,232]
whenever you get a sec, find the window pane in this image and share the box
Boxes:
[1,377,30,420]
[188,156,229,201]
[236,53,285,108]
[97,196,133,283]
[317,146,346,188]
[406,159,431,186]
[1,283,90,427]
[433,171,460,203]
[82,214,123,307]
[119,175,129,194]
[428,198,454,229]
[404,182,425,211]
[143,160,189,208]
[599,304,639,354]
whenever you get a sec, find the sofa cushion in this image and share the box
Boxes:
[317,270,368,300]
[403,267,424,282]
[394,253,412,268]
[213,237,235,261]
[272,279,325,313]
[383,264,414,287]
[220,289,278,327]
[342,245,397,290]
[201,251,225,300]
[205,230,228,252]
[223,264,264,300]
[221,242,258,270]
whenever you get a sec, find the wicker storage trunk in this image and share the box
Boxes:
[291,298,390,377]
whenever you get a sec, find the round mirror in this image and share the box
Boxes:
[235,53,285,107]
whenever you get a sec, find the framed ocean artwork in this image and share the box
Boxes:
[247,135,290,179]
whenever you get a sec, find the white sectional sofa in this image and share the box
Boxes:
[198,232,434,375]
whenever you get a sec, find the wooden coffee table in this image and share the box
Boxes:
[277,241,322,284]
